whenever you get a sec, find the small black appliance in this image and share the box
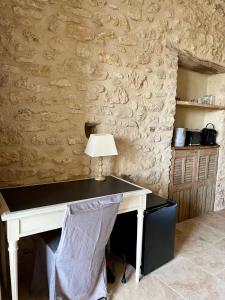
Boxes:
[185,129,201,146]
[201,123,217,145]
[110,194,177,275]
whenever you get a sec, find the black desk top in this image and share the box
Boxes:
[0,176,142,213]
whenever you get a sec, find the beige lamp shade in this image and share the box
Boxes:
[85,134,118,157]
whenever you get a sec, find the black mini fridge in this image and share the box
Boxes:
[111,194,177,275]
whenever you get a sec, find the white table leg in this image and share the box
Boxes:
[8,242,18,300]
[136,208,144,283]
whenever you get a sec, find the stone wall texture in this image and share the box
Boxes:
[0,0,225,209]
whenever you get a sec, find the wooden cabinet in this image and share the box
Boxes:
[169,146,219,222]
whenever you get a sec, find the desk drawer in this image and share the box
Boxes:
[18,195,146,236]
[118,195,146,214]
[19,210,65,237]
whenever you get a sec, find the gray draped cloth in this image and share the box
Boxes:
[31,194,122,300]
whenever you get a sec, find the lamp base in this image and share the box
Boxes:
[94,175,106,181]
[94,156,105,181]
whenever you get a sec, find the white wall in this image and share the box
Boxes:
[175,69,225,134]
[207,73,225,106]
[176,68,208,101]
[174,106,206,129]
[206,74,225,143]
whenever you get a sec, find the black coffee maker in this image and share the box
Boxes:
[201,123,217,145]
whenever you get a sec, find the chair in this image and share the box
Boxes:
[32,194,122,300]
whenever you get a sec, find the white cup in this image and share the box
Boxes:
[174,128,186,147]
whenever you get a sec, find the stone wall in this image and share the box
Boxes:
[207,74,225,210]
[0,0,225,208]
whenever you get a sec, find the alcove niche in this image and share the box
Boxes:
[169,52,225,222]
[174,52,225,142]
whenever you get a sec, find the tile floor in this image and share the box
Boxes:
[2,209,225,299]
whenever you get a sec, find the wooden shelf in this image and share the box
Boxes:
[176,101,225,110]
[172,145,220,150]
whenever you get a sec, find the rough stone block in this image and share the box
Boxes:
[127,71,147,89]
[105,87,129,104]
[99,52,121,66]
[66,24,95,41]
[13,6,43,19]
[49,79,72,87]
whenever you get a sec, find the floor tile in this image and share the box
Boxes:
[214,237,225,252]
[176,218,225,244]
[217,269,225,284]
[140,276,184,300]
[175,230,212,259]
[153,256,225,300]
[191,246,225,275]
[189,276,225,300]
[215,209,225,219]
[109,262,183,300]
[195,212,225,234]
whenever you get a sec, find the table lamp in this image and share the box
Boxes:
[85,134,118,181]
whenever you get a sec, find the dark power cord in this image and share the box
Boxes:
[121,254,127,284]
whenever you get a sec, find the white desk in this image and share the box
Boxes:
[0,176,150,300]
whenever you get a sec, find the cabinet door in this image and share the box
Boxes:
[194,148,218,216]
[191,181,216,217]
[169,150,197,222]
[169,188,193,222]
[197,149,218,181]
[169,148,218,222]
[170,150,197,186]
